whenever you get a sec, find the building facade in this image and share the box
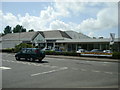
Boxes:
[1,30,120,52]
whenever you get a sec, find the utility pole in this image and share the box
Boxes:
[19,29,21,44]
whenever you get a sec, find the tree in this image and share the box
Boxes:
[15,43,33,52]
[4,26,12,35]
[13,25,26,33]
[28,29,34,32]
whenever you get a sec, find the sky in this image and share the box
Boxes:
[0,1,118,38]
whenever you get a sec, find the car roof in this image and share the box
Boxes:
[22,48,40,50]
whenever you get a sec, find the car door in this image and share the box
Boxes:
[20,49,27,58]
[26,49,32,59]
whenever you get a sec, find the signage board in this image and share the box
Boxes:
[81,52,112,57]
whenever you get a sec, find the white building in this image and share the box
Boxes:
[1,30,120,52]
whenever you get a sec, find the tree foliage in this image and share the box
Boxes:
[28,29,34,32]
[4,26,12,34]
[15,43,33,52]
[13,25,26,33]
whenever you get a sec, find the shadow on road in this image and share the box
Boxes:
[17,59,49,63]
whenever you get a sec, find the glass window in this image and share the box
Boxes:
[26,49,32,53]
[22,49,26,53]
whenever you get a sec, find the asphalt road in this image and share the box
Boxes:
[1,53,119,88]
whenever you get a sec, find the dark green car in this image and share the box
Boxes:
[15,48,45,62]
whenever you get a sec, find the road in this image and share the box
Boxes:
[1,53,119,88]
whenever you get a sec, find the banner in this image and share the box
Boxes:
[81,52,112,57]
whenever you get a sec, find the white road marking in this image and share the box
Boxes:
[3,59,117,75]
[104,72,113,74]
[31,67,68,76]
[102,64,107,66]
[92,70,100,73]
[0,66,11,70]
[81,69,87,71]
[2,59,63,69]
[51,66,58,68]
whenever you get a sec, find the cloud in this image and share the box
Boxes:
[49,20,70,30]
[3,12,19,28]
[18,13,46,30]
[0,2,118,37]
[40,6,55,20]
[77,6,118,32]
[54,1,85,16]
[88,32,95,37]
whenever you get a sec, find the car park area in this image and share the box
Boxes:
[2,53,119,88]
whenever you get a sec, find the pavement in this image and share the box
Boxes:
[46,55,119,62]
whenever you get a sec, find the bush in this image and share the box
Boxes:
[2,48,15,53]
[112,52,120,59]
[14,43,33,52]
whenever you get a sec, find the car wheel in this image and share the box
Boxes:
[15,56,20,61]
[25,58,28,61]
[38,58,43,62]
[38,59,42,62]
[29,58,34,62]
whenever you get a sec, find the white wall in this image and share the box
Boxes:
[33,33,45,44]
[2,40,20,49]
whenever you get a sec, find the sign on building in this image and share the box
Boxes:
[110,33,115,45]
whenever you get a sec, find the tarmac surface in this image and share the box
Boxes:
[2,53,119,88]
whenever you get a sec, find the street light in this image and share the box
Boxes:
[19,29,21,44]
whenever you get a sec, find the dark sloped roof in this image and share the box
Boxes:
[43,30,72,39]
[59,31,72,39]
[2,30,91,41]
[39,31,45,38]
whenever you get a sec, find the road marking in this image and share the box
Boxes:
[104,72,113,74]
[0,66,11,70]
[80,69,87,71]
[102,64,107,66]
[31,67,68,76]
[51,66,58,68]
[92,70,100,73]
[3,59,62,69]
[3,59,117,75]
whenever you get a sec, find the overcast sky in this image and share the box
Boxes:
[0,1,118,38]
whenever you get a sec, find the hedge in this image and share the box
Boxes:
[14,43,33,52]
[1,48,15,53]
[1,43,34,53]
[45,51,78,56]
[112,52,120,59]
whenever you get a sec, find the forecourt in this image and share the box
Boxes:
[2,53,119,88]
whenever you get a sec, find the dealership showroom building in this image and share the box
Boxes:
[1,30,120,52]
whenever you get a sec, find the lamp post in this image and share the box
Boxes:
[19,29,21,44]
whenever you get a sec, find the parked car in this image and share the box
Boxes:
[103,50,112,53]
[76,49,87,53]
[15,48,45,62]
[42,48,55,51]
[42,48,51,51]
[90,49,103,52]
